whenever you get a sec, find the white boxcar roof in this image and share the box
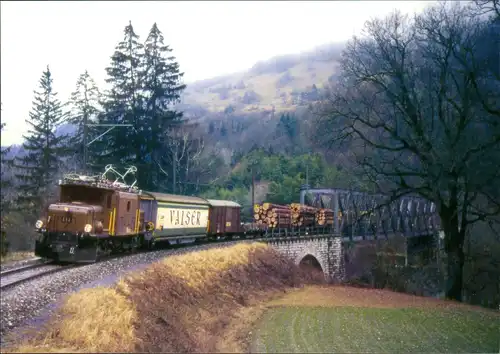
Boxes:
[206,199,241,208]
[142,191,210,206]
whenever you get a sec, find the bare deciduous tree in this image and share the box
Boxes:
[474,0,500,18]
[316,1,500,301]
[157,123,219,194]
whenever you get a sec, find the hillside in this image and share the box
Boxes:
[178,42,344,117]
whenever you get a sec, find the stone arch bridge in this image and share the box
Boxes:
[256,188,442,282]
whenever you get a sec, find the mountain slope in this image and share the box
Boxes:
[1,43,344,149]
[178,42,344,115]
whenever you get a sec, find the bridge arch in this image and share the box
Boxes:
[295,249,327,279]
[299,254,323,272]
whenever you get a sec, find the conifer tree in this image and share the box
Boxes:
[0,126,12,199]
[1,108,13,235]
[141,23,186,190]
[14,66,69,216]
[69,70,101,171]
[97,21,144,173]
[0,115,11,256]
[0,104,11,189]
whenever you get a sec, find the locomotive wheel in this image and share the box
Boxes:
[130,237,138,253]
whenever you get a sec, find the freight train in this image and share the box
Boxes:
[34,165,267,263]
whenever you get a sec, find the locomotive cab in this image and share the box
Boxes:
[54,184,107,233]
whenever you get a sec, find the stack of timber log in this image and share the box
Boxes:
[289,203,317,227]
[254,202,344,228]
[315,208,335,226]
[253,203,292,228]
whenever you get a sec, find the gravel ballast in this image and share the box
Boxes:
[0,240,250,346]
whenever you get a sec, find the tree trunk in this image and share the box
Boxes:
[441,200,466,302]
[445,237,465,301]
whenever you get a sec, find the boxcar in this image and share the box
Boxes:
[206,199,242,236]
[140,191,211,244]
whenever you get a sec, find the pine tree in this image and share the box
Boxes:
[0,123,12,203]
[1,109,12,215]
[0,104,12,189]
[141,23,186,190]
[14,66,69,216]
[96,21,144,173]
[0,114,12,255]
[69,70,101,171]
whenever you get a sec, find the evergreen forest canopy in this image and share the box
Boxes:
[0,1,499,307]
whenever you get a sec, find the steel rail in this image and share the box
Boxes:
[0,263,76,290]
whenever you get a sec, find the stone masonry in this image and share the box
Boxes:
[264,236,345,282]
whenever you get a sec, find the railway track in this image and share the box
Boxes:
[0,260,52,277]
[0,241,222,290]
[0,262,75,290]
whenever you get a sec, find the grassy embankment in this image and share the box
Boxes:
[252,286,500,353]
[8,243,324,353]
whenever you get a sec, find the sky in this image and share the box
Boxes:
[1,0,432,146]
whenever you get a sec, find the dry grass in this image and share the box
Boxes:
[13,287,136,353]
[157,243,270,289]
[0,251,35,264]
[9,242,324,353]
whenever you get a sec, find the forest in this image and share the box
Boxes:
[1,1,499,308]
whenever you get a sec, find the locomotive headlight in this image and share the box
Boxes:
[94,221,104,234]
[35,220,43,229]
[84,224,92,233]
[146,221,155,231]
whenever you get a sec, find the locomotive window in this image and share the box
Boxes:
[107,195,112,208]
[60,185,104,205]
[127,201,131,212]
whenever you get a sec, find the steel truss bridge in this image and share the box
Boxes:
[298,187,442,242]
